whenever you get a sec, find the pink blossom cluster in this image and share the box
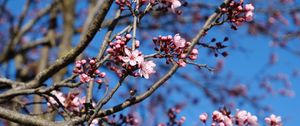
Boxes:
[199,109,282,126]
[64,91,86,112]
[220,1,255,27]
[107,34,156,79]
[152,34,198,67]
[47,91,95,113]
[47,91,66,106]
[115,0,184,13]
[47,91,99,125]
[73,58,106,84]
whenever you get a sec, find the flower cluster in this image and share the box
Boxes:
[107,34,156,79]
[47,91,99,126]
[73,58,106,84]
[64,91,86,112]
[47,91,96,113]
[199,109,282,126]
[152,34,198,67]
[220,1,255,28]
[235,110,258,126]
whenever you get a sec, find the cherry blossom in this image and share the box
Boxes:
[173,34,186,48]
[167,0,182,12]
[245,11,254,22]
[47,91,66,106]
[245,4,255,11]
[265,114,282,126]
[235,110,259,126]
[199,113,208,123]
[122,48,144,66]
[138,60,156,79]
[73,58,106,84]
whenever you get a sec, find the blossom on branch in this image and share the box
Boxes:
[47,91,66,107]
[265,114,282,126]
[138,60,156,79]
[122,48,144,66]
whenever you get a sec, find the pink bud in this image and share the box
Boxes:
[161,36,167,41]
[245,4,255,11]
[116,35,122,40]
[245,11,254,22]
[99,72,106,78]
[125,34,132,39]
[179,54,187,58]
[237,6,243,11]
[133,72,139,77]
[191,48,199,55]
[76,60,81,64]
[89,59,96,65]
[107,48,114,53]
[120,41,125,45]
[81,59,87,64]
[115,44,121,48]
[96,79,103,84]
[179,116,186,124]
[199,113,208,123]
[81,73,88,78]
[186,42,191,46]
[178,60,186,67]
[80,77,85,83]
[95,69,100,74]
[135,40,140,48]
[189,55,197,60]
[75,63,81,68]
[85,77,91,82]
[116,39,122,44]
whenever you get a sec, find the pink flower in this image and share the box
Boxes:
[245,4,255,11]
[80,73,91,83]
[199,113,208,123]
[212,110,224,121]
[69,96,81,111]
[248,114,258,126]
[265,114,282,126]
[169,0,182,12]
[122,48,144,66]
[173,34,186,48]
[48,91,66,106]
[138,60,156,79]
[245,11,254,21]
[235,110,248,125]
[177,60,186,67]
[191,48,199,55]
[244,4,255,22]
[223,116,233,126]
[235,110,258,125]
